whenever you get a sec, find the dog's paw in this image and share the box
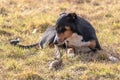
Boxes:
[67,48,76,58]
[108,56,119,62]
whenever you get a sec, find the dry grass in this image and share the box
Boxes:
[0,0,120,80]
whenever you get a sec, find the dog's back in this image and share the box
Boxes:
[76,16,101,50]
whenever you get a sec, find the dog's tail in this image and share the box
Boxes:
[10,38,39,49]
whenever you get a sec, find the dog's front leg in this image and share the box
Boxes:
[67,48,76,57]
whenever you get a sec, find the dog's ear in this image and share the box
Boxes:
[67,13,77,20]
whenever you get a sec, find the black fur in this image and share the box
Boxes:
[55,13,102,51]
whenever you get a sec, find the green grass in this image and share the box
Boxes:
[0,0,120,80]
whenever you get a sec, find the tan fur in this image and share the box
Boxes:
[63,32,96,49]
[57,26,73,42]
[89,40,96,49]
[65,33,91,56]
[65,33,83,47]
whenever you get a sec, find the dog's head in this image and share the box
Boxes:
[54,13,78,44]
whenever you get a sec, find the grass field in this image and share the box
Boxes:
[0,0,120,80]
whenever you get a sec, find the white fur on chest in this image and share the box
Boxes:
[65,33,90,53]
[65,33,83,47]
[66,33,83,47]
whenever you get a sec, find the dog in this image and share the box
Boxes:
[54,13,119,62]
[54,13,102,52]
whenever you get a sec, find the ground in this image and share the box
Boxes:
[0,0,120,80]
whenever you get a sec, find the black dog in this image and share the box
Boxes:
[54,13,101,52]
